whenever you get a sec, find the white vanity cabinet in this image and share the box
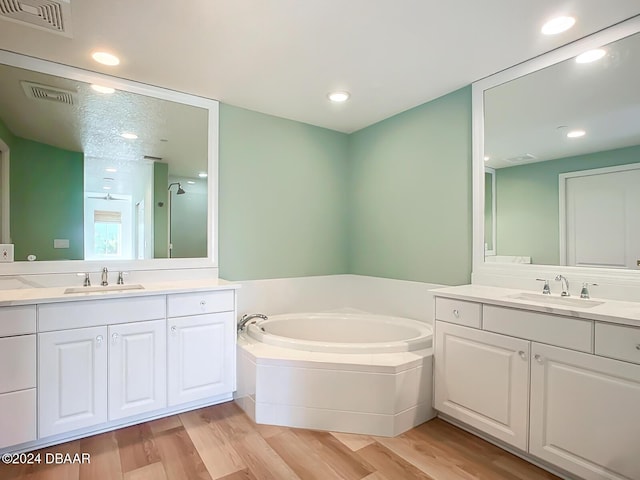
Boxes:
[38,326,108,437]
[167,291,235,406]
[530,343,640,480]
[434,321,529,450]
[434,293,640,480]
[0,306,37,449]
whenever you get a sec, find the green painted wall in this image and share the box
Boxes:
[10,136,84,261]
[219,104,349,280]
[153,162,169,258]
[495,144,640,264]
[347,87,473,285]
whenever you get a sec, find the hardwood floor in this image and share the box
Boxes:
[1,402,559,480]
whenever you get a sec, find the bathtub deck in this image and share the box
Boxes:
[1,401,560,480]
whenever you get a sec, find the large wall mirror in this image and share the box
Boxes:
[0,50,218,275]
[473,16,640,282]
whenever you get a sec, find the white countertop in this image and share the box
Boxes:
[0,278,240,307]
[432,284,640,328]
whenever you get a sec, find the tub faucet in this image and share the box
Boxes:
[238,313,268,332]
[101,267,109,286]
[555,275,570,296]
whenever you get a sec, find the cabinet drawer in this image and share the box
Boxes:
[38,296,166,331]
[0,305,36,337]
[483,305,592,352]
[0,335,36,393]
[595,323,640,365]
[0,389,36,448]
[167,290,234,318]
[435,297,482,328]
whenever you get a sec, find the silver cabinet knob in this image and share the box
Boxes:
[534,354,544,363]
[112,333,119,344]
[96,335,103,344]
[171,325,177,334]
[635,344,640,351]
[518,350,527,360]
[452,309,460,318]
[200,300,207,307]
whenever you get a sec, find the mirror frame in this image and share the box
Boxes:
[472,16,640,286]
[0,50,219,275]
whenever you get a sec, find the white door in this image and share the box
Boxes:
[563,166,640,269]
[434,321,530,450]
[167,312,235,406]
[39,326,108,437]
[530,343,640,480]
[109,319,166,420]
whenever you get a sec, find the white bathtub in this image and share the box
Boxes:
[245,312,433,353]
[236,311,435,436]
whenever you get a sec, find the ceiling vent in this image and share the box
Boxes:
[21,80,76,106]
[0,0,72,37]
[506,153,537,163]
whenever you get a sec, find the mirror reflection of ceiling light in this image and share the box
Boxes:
[541,16,576,35]
[483,156,490,162]
[103,186,112,190]
[567,129,586,138]
[575,49,606,63]
[91,84,115,94]
[328,91,350,102]
[105,168,117,173]
[91,51,120,66]
[121,132,138,140]
[187,181,196,184]
[198,172,208,178]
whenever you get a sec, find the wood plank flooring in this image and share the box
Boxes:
[1,402,559,480]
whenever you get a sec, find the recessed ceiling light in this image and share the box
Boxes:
[198,172,208,178]
[121,132,138,140]
[567,129,586,138]
[541,16,576,35]
[91,51,120,66]
[576,48,606,63]
[328,91,350,102]
[483,156,490,162]
[105,168,117,173]
[103,186,112,190]
[91,84,115,94]
[187,181,195,185]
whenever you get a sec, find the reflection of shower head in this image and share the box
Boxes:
[168,182,186,195]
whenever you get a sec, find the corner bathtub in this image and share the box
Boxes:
[235,312,435,436]
[245,312,432,353]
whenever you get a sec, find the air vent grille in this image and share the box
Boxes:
[506,153,537,163]
[21,81,76,105]
[0,0,71,36]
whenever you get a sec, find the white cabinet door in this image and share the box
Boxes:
[434,321,530,450]
[109,320,166,421]
[39,326,108,437]
[167,312,235,406]
[530,343,640,480]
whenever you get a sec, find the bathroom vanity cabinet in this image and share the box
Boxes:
[434,288,640,480]
[0,280,238,454]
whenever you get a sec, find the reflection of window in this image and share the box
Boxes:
[94,210,122,256]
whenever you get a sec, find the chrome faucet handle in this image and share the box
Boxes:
[536,278,551,295]
[76,272,91,287]
[101,267,109,286]
[117,271,129,285]
[580,282,598,299]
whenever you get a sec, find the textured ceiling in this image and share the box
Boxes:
[0,1,639,133]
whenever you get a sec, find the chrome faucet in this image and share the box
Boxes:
[536,278,551,295]
[555,275,570,296]
[237,313,268,332]
[580,282,598,299]
[101,267,109,286]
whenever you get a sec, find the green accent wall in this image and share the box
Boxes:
[495,144,640,265]
[347,87,472,285]
[219,104,349,281]
[153,162,169,258]
[10,136,84,261]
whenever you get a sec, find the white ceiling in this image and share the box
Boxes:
[1,1,639,133]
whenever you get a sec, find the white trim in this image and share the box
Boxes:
[472,16,640,296]
[0,138,9,244]
[0,50,219,275]
[559,162,640,267]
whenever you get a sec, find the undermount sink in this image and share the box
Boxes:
[507,292,604,308]
[64,284,145,294]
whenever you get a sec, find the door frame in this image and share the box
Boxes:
[559,162,640,266]
[0,138,9,244]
